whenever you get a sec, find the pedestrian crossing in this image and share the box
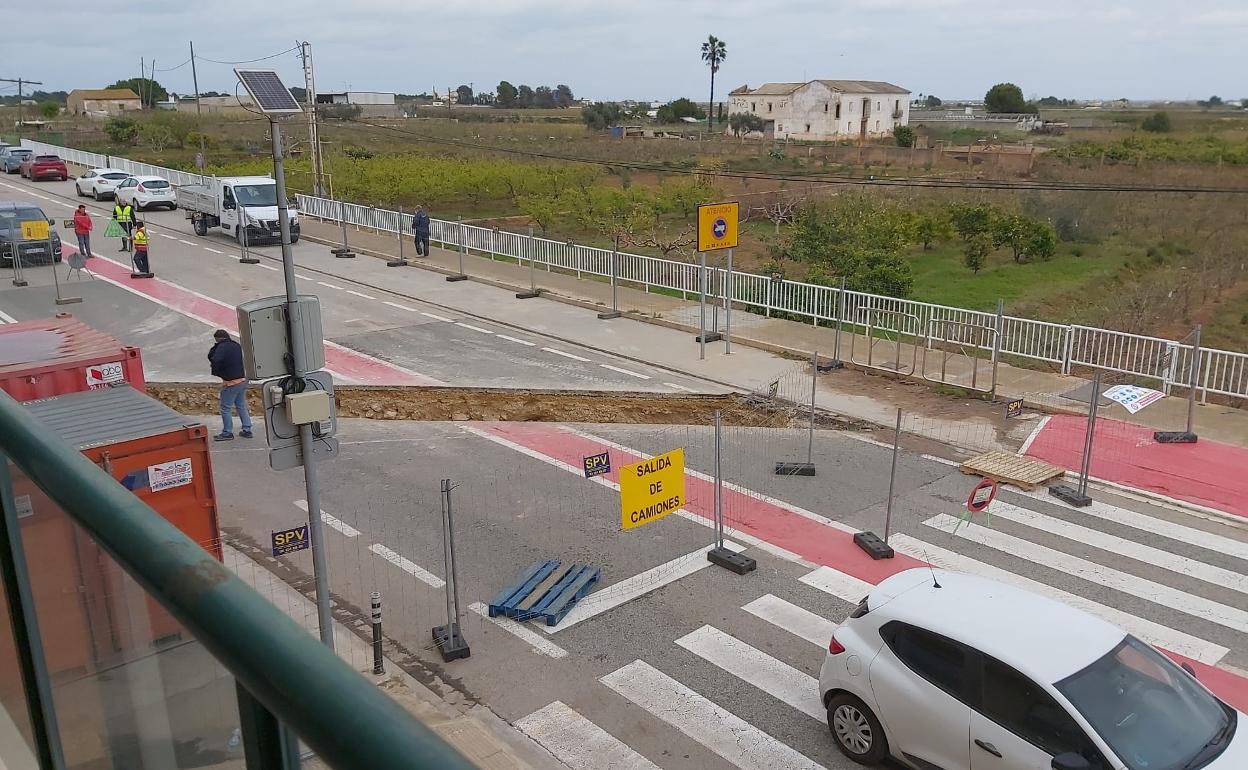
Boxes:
[514,490,1248,770]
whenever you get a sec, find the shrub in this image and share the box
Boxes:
[963,233,991,273]
[893,125,916,148]
[104,117,139,144]
[1140,111,1171,133]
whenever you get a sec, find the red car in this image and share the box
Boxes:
[19,155,68,182]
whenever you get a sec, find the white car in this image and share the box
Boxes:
[75,168,131,201]
[114,175,177,211]
[820,568,1243,770]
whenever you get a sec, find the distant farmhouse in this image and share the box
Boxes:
[66,88,141,117]
[728,80,910,140]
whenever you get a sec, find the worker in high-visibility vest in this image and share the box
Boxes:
[113,201,134,252]
[131,221,151,276]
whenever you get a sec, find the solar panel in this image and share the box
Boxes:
[234,69,303,115]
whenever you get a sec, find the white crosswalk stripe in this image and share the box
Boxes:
[601,660,828,770]
[676,625,823,721]
[515,701,660,770]
[798,566,873,604]
[743,595,837,648]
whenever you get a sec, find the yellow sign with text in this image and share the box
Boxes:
[696,202,739,252]
[20,220,49,241]
[620,448,686,530]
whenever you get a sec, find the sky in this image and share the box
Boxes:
[5,0,1247,103]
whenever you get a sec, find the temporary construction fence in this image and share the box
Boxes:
[20,138,1248,401]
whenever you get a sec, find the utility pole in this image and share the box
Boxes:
[299,41,327,197]
[2,77,43,134]
[189,42,206,174]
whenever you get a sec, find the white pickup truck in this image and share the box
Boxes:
[176,176,300,245]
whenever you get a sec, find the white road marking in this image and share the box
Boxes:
[600,363,651,380]
[383,301,417,312]
[677,625,824,721]
[542,347,591,362]
[495,333,536,346]
[515,701,660,770]
[890,533,1229,664]
[0,308,17,324]
[799,566,873,604]
[204,247,224,254]
[926,513,1248,635]
[455,322,493,334]
[601,661,827,770]
[178,239,196,246]
[665,382,697,392]
[257,263,279,271]
[368,544,444,588]
[547,541,745,634]
[346,289,376,300]
[1019,414,1051,456]
[987,501,1248,594]
[743,594,838,648]
[295,273,314,281]
[317,281,344,290]
[421,311,453,322]
[467,602,567,659]
[920,453,960,467]
[1014,489,1248,562]
[293,500,360,538]
[159,233,177,240]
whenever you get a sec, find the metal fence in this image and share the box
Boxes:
[21,139,1248,400]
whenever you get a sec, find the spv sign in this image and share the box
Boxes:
[271,525,310,556]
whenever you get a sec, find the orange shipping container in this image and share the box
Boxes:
[0,316,145,401]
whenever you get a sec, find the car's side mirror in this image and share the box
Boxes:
[1052,753,1091,770]
[223,201,235,210]
[1181,662,1197,679]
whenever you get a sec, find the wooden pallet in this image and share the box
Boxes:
[960,451,1064,491]
[488,560,602,627]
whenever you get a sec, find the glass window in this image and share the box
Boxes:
[143,180,170,189]
[82,171,97,178]
[980,656,1105,765]
[102,173,129,181]
[1057,637,1233,770]
[885,623,969,700]
[234,184,276,207]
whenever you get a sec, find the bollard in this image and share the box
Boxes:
[370,592,384,675]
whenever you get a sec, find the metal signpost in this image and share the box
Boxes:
[446,217,468,282]
[598,235,622,320]
[432,479,470,662]
[693,201,737,355]
[387,205,407,267]
[724,249,733,354]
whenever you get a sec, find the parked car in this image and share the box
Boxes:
[2,148,33,174]
[114,175,176,211]
[19,155,68,181]
[0,202,63,267]
[75,168,132,200]
[820,568,1243,770]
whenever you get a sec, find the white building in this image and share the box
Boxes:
[728,80,911,140]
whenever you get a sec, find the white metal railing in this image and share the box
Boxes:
[17,139,1248,400]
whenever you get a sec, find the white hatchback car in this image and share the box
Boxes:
[114,175,177,211]
[75,168,131,200]
[820,568,1244,770]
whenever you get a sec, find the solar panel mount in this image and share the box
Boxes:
[234,69,303,115]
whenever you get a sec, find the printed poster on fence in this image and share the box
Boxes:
[1102,385,1165,414]
[148,458,194,492]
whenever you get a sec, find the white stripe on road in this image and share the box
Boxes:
[1015,489,1248,562]
[346,289,376,300]
[317,281,344,290]
[677,625,823,721]
[743,594,838,648]
[0,308,17,324]
[368,544,444,588]
[257,263,279,271]
[799,566,874,604]
[158,233,177,240]
[987,501,1248,594]
[383,301,417,312]
[665,382,697,392]
[293,500,360,538]
[178,239,196,246]
[892,534,1229,664]
[515,702,660,770]
[467,602,567,659]
[601,661,827,770]
[600,363,651,380]
[421,311,453,322]
[455,322,493,334]
[542,347,591,362]
[495,333,536,346]
[295,273,313,281]
[546,541,745,634]
[204,247,224,254]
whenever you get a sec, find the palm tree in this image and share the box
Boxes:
[701,35,727,133]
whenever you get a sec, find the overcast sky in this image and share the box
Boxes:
[7,0,1246,102]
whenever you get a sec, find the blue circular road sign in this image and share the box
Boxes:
[712,218,728,239]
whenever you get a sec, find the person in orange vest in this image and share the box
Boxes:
[131,221,152,277]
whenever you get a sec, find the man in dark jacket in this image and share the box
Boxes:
[208,329,252,441]
[412,205,431,257]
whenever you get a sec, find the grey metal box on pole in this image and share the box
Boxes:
[237,296,326,381]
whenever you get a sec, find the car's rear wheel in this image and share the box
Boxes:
[828,693,888,765]
[94,189,103,201]
[75,183,85,197]
[193,217,208,236]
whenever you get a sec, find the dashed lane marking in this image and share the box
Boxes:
[495,333,536,346]
[542,347,590,362]
[383,301,417,312]
[600,364,651,380]
[455,322,493,334]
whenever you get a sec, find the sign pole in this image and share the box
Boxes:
[724,248,733,354]
[598,234,621,319]
[830,277,846,368]
[1186,324,1201,434]
[387,205,407,267]
[883,407,902,544]
[990,297,1004,401]
[807,349,818,466]
[698,251,707,360]
[433,479,470,661]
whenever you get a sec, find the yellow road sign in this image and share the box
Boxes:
[620,448,686,530]
[696,202,739,252]
[20,220,49,241]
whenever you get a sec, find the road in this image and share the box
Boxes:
[0,173,719,393]
[213,417,1248,770]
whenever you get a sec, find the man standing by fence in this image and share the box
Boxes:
[412,205,430,257]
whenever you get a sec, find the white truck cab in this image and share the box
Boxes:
[177,176,300,245]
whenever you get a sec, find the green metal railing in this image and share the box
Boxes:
[0,389,478,769]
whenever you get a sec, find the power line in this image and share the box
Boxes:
[334,117,1248,196]
[154,59,192,72]
[197,45,301,66]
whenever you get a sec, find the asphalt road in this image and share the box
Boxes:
[211,417,1248,770]
[0,173,720,392]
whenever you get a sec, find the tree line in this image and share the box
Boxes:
[453,82,575,108]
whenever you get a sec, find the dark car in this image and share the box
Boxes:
[1,148,32,174]
[19,155,68,181]
[0,202,62,267]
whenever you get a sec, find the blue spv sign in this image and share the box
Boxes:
[272,525,310,556]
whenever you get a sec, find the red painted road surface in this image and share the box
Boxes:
[1025,414,1248,520]
[65,247,440,386]
[481,422,1248,712]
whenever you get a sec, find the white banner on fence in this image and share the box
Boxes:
[1103,385,1166,414]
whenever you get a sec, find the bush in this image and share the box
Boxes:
[1140,111,1171,133]
[777,194,915,297]
[893,125,916,148]
[104,117,139,144]
[320,104,362,121]
[728,112,766,136]
[582,102,624,131]
[963,233,991,273]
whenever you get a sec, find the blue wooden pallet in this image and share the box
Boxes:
[488,560,602,627]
